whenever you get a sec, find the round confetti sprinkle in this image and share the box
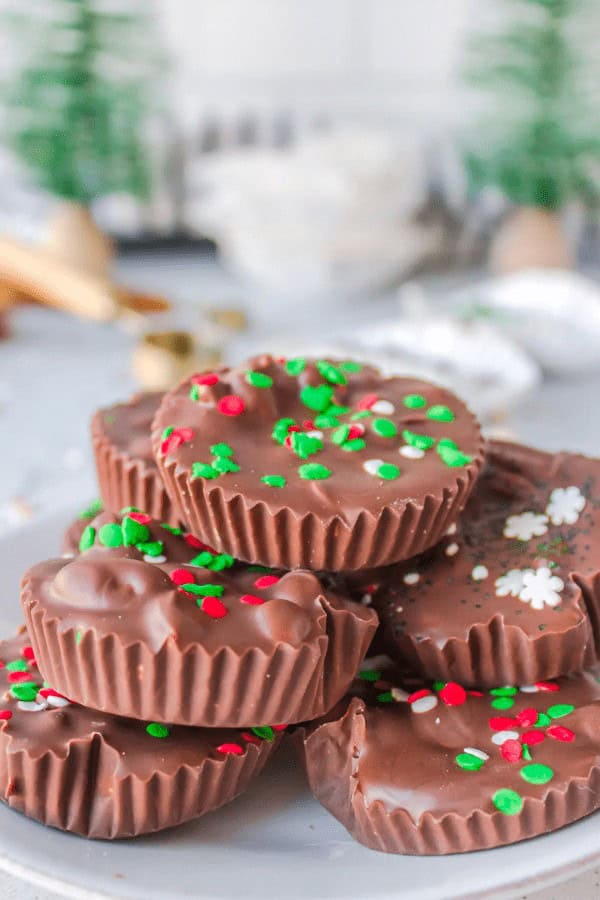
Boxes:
[411,694,438,714]
[340,360,362,373]
[144,554,167,564]
[146,723,170,739]
[372,418,397,438]
[371,399,395,415]
[490,687,518,697]
[262,475,287,488]
[520,763,553,785]
[501,739,523,763]
[357,393,378,411]
[402,430,435,451]
[489,716,518,731]
[399,445,425,459]
[192,373,219,386]
[515,708,538,727]
[547,703,574,719]
[403,572,420,586]
[285,358,306,376]
[491,729,520,745]
[493,788,523,816]
[254,575,279,588]
[200,596,228,618]
[217,395,245,416]
[491,697,515,710]
[403,394,426,409]
[10,684,39,702]
[171,568,193,586]
[240,594,265,606]
[377,463,400,481]
[471,565,489,581]
[437,444,472,468]
[445,542,460,557]
[246,371,273,389]
[521,730,545,746]
[427,404,455,422]
[316,360,347,385]
[300,384,334,412]
[464,747,489,761]
[0,710,13,721]
[439,682,467,706]
[79,526,95,552]
[547,725,575,742]
[456,752,485,771]
[217,743,244,755]
[99,523,123,548]
[299,463,332,481]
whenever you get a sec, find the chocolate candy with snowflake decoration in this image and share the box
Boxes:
[299,660,600,854]
[373,440,600,687]
[0,629,280,839]
[21,511,377,727]
[151,354,483,570]
[91,391,181,528]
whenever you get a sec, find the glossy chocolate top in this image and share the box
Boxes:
[97,392,162,467]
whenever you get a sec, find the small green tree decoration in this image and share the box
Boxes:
[464,0,600,211]
[3,0,159,208]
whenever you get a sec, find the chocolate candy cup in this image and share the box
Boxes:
[151,355,483,571]
[300,664,600,854]
[373,440,600,687]
[22,511,377,727]
[92,392,179,527]
[0,630,279,839]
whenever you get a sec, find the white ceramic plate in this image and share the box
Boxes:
[1,506,600,900]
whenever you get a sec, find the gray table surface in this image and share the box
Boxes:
[1,253,600,898]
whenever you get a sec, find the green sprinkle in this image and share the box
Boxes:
[262,474,287,488]
[6,659,29,672]
[547,703,574,719]
[372,418,397,438]
[190,384,200,402]
[493,788,523,816]
[161,524,183,535]
[316,360,347,385]
[535,712,552,728]
[146,723,170,739]
[285,358,306,376]
[122,516,150,547]
[402,430,435,450]
[120,506,140,514]
[252,726,275,742]
[342,438,366,452]
[437,444,472,468]
[522,744,532,761]
[246,370,273,389]
[359,670,380,682]
[329,404,350,416]
[314,413,341,429]
[190,551,215,568]
[520,763,554,785]
[490,687,518,697]
[79,499,103,520]
[432,680,445,691]
[427,405,455,422]
[438,437,457,449]
[291,432,323,460]
[161,426,174,439]
[212,457,240,474]
[210,442,233,458]
[191,462,219,480]
[491,697,515,710]
[378,463,400,481]
[300,384,334,412]
[99,523,124,548]
[456,752,485,771]
[299,463,332,480]
[137,540,164,557]
[332,425,350,445]
[340,361,362,373]
[272,418,296,445]
[376,691,393,703]
[247,565,273,573]
[180,583,224,597]
[403,394,426,409]
[79,525,96,552]
[76,630,83,645]
[10,683,39,702]
[208,553,235,571]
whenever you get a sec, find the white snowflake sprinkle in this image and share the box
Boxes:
[471,565,489,581]
[403,572,420,586]
[495,569,530,598]
[503,511,548,541]
[519,567,564,610]
[446,522,458,536]
[363,458,384,475]
[491,730,519,745]
[545,486,586,526]
[464,747,489,761]
[445,542,459,557]
[399,445,425,460]
[144,554,167,564]
[411,695,438,714]
[371,400,395,415]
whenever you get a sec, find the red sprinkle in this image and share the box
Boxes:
[347,424,365,440]
[468,690,484,697]
[217,395,245,416]
[160,428,193,458]
[439,682,467,706]
[171,569,193,586]
[38,688,67,700]
[489,716,518,731]
[535,681,560,692]
[22,647,35,661]
[240,594,265,606]
[500,739,522,763]
[128,512,152,525]
[201,596,228,619]
[272,724,287,732]
[216,743,243,755]
[0,710,13,721]
[357,393,378,411]
[521,730,545,746]
[547,725,575,742]
[254,575,279,589]
[8,671,31,683]
[407,689,431,703]
[191,373,219,386]
[241,731,261,745]
[184,534,214,551]
[302,420,314,430]
[516,708,538,727]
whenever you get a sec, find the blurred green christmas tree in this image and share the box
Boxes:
[464,0,600,211]
[3,0,159,206]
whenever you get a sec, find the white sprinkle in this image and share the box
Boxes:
[18,700,47,713]
[371,400,395,415]
[395,605,404,613]
[399,445,425,460]
[45,695,71,708]
[403,572,420,586]
[306,430,324,440]
[491,730,519,745]
[361,593,372,606]
[464,747,489,761]
[445,542,460,557]
[144,554,167,564]
[435,717,441,725]
[62,552,75,559]
[411,695,438,714]
[519,684,539,694]
[471,565,489,581]
[363,458,384,475]
[446,522,458,535]
[391,687,409,703]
